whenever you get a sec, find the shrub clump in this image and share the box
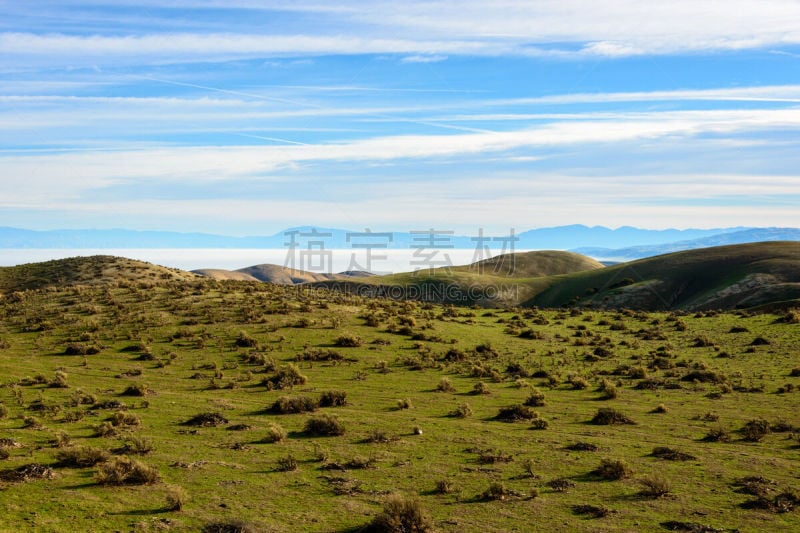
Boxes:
[703,426,731,442]
[182,412,229,427]
[480,482,515,501]
[304,414,345,436]
[638,475,672,498]
[590,408,635,425]
[572,504,611,518]
[319,390,348,407]
[120,383,154,397]
[234,331,258,348]
[471,381,490,395]
[269,396,318,414]
[259,423,287,444]
[0,463,56,483]
[261,364,307,390]
[64,343,101,356]
[95,456,161,485]
[436,378,455,393]
[592,459,633,481]
[681,370,726,384]
[334,333,363,347]
[495,404,539,422]
[275,454,298,472]
[295,348,343,362]
[524,388,546,407]
[566,442,599,452]
[741,419,770,442]
[651,446,696,461]
[366,494,433,532]
[54,446,110,467]
[450,402,473,418]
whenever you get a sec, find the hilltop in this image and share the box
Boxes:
[455,250,604,277]
[0,255,198,293]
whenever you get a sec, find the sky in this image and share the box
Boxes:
[1,0,799,236]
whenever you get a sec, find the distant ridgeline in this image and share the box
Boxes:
[2,225,798,258]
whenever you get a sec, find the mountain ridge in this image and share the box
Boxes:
[0,224,761,250]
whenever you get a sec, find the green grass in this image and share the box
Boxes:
[0,269,798,531]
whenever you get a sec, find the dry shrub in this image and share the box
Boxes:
[366,494,433,532]
[259,423,287,443]
[590,408,635,425]
[592,459,632,480]
[261,364,307,390]
[638,475,672,498]
[651,446,696,461]
[164,485,188,511]
[304,414,345,436]
[182,412,228,427]
[269,396,318,414]
[54,446,110,467]
[572,504,611,518]
[495,404,538,422]
[0,463,56,483]
[319,390,347,407]
[96,456,161,485]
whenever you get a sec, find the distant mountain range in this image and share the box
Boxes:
[1,224,784,255]
[573,228,800,261]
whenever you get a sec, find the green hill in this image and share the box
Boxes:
[530,241,800,310]
[454,250,604,277]
[312,250,603,307]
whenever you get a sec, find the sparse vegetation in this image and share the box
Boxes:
[0,253,798,530]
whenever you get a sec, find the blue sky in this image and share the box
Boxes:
[1,0,799,235]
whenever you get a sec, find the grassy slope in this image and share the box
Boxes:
[0,275,798,531]
[191,269,261,282]
[530,242,800,310]
[455,250,604,278]
[312,251,602,307]
[0,255,197,293]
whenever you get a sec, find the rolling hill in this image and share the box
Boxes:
[193,264,375,284]
[455,250,604,277]
[0,255,198,293]
[529,241,800,310]
[311,250,606,307]
[3,244,799,311]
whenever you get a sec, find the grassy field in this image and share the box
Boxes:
[0,262,798,532]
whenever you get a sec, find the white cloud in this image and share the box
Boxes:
[1,106,799,206]
[401,55,448,63]
[3,1,800,68]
